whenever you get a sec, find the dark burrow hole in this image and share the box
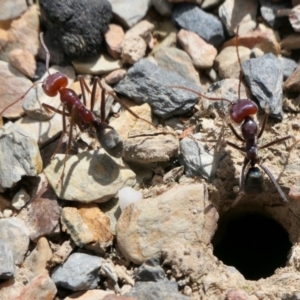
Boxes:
[212,211,292,280]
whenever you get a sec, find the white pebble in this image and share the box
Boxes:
[12,188,30,210]
[118,187,143,211]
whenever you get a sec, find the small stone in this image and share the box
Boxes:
[51,252,104,291]
[172,3,225,47]
[242,53,283,119]
[51,239,76,265]
[219,0,258,36]
[3,209,13,218]
[0,122,43,190]
[99,198,121,235]
[153,46,200,85]
[65,290,115,300]
[135,258,166,282]
[226,289,249,300]
[105,69,127,85]
[0,0,27,21]
[289,5,300,32]
[8,48,36,79]
[118,187,143,211]
[0,239,15,279]
[215,46,251,79]
[105,24,125,59]
[281,57,298,81]
[109,0,151,28]
[44,150,136,202]
[151,0,173,16]
[289,179,300,201]
[12,188,31,210]
[15,275,57,300]
[104,295,137,300]
[283,62,300,92]
[177,29,217,69]
[116,183,218,264]
[0,217,30,264]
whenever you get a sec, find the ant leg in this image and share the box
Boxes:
[78,75,92,107]
[259,135,292,149]
[235,24,242,100]
[42,103,71,117]
[258,163,288,203]
[226,141,245,152]
[228,123,245,143]
[257,106,270,140]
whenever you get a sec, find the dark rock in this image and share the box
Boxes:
[172,3,225,47]
[114,58,201,118]
[242,53,283,119]
[39,0,112,60]
[135,258,166,282]
[126,281,189,300]
[0,239,14,279]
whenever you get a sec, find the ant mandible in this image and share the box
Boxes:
[0,33,156,184]
[173,25,292,207]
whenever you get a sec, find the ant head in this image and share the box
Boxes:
[229,99,258,124]
[42,72,68,97]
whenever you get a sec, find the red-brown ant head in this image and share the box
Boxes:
[229,99,258,124]
[42,72,68,97]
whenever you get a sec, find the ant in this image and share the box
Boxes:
[172,25,292,207]
[0,33,156,185]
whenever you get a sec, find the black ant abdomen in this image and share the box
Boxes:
[42,72,68,96]
[95,121,124,158]
[244,167,264,195]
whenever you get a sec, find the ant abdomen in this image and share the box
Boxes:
[244,167,264,195]
[230,99,258,124]
[42,72,68,97]
[95,121,124,158]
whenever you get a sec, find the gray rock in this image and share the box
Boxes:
[135,258,166,282]
[242,53,284,119]
[126,281,189,300]
[0,217,30,265]
[108,0,151,28]
[281,57,298,81]
[39,0,112,60]
[180,133,216,180]
[0,0,27,21]
[51,252,104,291]
[151,0,173,16]
[154,47,200,85]
[0,239,15,279]
[172,3,225,47]
[0,122,43,191]
[114,58,201,118]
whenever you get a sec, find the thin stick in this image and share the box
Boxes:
[40,32,50,76]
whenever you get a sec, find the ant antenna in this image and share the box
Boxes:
[40,32,51,76]
[235,24,242,100]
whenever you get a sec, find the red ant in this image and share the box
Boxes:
[0,33,156,185]
[173,26,292,207]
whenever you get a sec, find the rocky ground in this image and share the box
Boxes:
[1,0,300,299]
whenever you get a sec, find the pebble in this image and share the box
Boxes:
[172,3,225,47]
[65,290,115,300]
[225,288,249,300]
[215,46,251,79]
[40,0,112,60]
[0,122,43,190]
[15,274,57,300]
[118,187,143,211]
[51,252,104,291]
[289,5,300,32]
[219,0,258,36]
[103,295,137,300]
[105,24,125,59]
[153,46,200,85]
[51,239,76,266]
[0,217,30,265]
[108,0,151,28]
[105,69,127,85]
[0,239,15,279]
[121,20,154,64]
[281,57,298,81]
[123,130,179,164]
[61,204,113,251]
[12,188,31,210]
[114,58,201,118]
[8,48,36,79]
[44,150,136,202]
[242,53,284,119]
[116,183,218,264]
[126,281,189,300]
[135,258,166,282]
[152,0,173,16]
[177,29,217,69]
[180,133,216,180]
[0,0,27,20]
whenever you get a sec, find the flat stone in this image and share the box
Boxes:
[0,239,14,279]
[172,3,225,47]
[0,0,27,21]
[44,150,136,202]
[114,58,202,118]
[0,217,30,265]
[116,183,218,264]
[242,53,283,119]
[154,46,200,85]
[51,252,104,291]
[177,29,217,69]
[104,69,127,85]
[0,122,43,190]
[219,0,258,36]
[105,24,125,59]
[72,53,122,75]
